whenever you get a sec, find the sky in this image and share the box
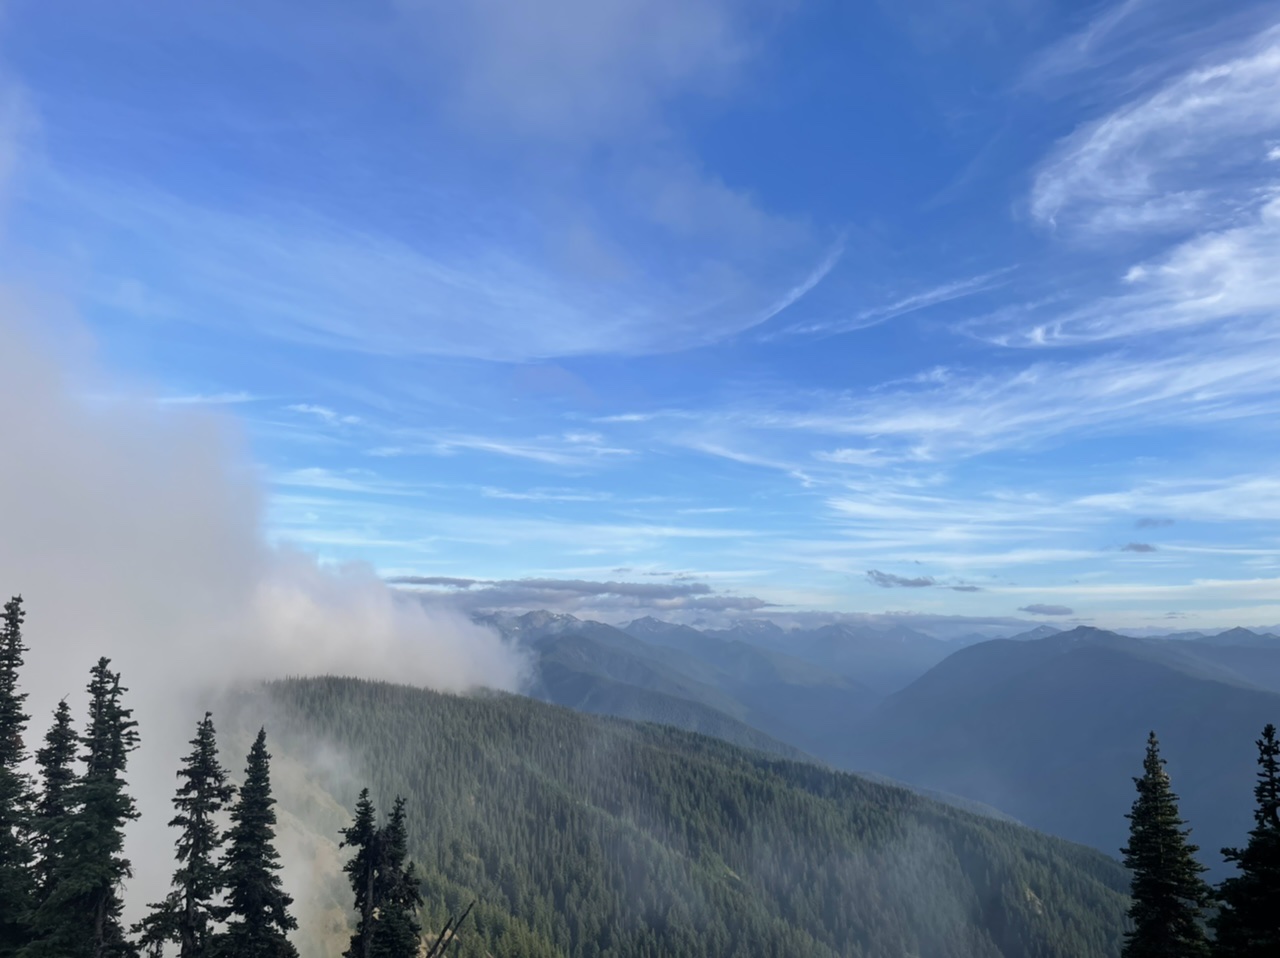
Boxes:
[2,0,1280,632]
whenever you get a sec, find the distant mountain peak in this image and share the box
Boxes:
[473,609,590,640]
[1199,626,1279,647]
[1051,626,1126,644]
[1216,626,1262,640]
[1008,624,1062,642]
[725,618,788,638]
[625,615,689,632]
[517,609,581,628]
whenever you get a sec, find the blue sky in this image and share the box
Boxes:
[2,0,1279,631]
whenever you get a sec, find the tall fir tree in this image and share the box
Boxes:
[340,789,379,958]
[340,792,423,958]
[1212,723,1280,957]
[135,713,236,958]
[25,657,140,958]
[1121,731,1213,958]
[29,700,76,896]
[0,596,34,956]
[370,797,422,958]
[211,729,298,958]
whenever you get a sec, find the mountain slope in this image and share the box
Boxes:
[232,677,1130,958]
[620,616,874,759]
[717,620,954,695]
[533,657,808,759]
[851,627,1280,873]
[1174,630,1280,693]
[497,612,874,767]
[528,629,747,718]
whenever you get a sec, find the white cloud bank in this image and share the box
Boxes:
[0,307,525,699]
[0,299,527,921]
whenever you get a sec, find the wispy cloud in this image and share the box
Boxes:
[813,447,894,467]
[752,237,846,327]
[680,439,815,485]
[1005,576,1280,607]
[0,73,33,210]
[434,432,635,466]
[1076,475,1280,522]
[710,338,1280,460]
[272,468,422,496]
[1020,0,1148,88]
[772,268,1012,339]
[361,427,637,468]
[43,173,827,363]
[158,391,259,406]
[480,486,613,502]
[287,403,361,425]
[979,197,1280,347]
[270,493,764,556]
[826,474,1280,539]
[1031,24,1280,235]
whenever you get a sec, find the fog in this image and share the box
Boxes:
[0,299,529,925]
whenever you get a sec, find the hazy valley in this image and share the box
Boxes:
[499,610,1280,874]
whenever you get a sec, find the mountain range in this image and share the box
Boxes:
[228,676,1131,958]
[849,626,1280,874]
[483,610,1280,875]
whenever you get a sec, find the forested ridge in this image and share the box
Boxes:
[9,592,1277,958]
[233,676,1132,958]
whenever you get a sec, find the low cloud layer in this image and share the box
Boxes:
[389,574,775,619]
[865,570,983,592]
[1018,604,1076,616]
[1122,542,1158,552]
[866,570,935,589]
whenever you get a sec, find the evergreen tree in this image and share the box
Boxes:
[211,729,298,958]
[1121,731,1213,958]
[25,657,140,958]
[0,596,34,956]
[339,789,379,958]
[370,797,422,958]
[1213,723,1280,957]
[135,713,236,958]
[340,792,423,958]
[30,700,76,896]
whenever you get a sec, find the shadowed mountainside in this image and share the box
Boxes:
[847,626,1280,874]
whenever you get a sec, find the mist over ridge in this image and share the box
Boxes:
[0,304,529,922]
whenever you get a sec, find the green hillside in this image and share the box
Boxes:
[227,677,1130,958]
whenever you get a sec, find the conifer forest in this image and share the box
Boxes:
[2,595,1278,957]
